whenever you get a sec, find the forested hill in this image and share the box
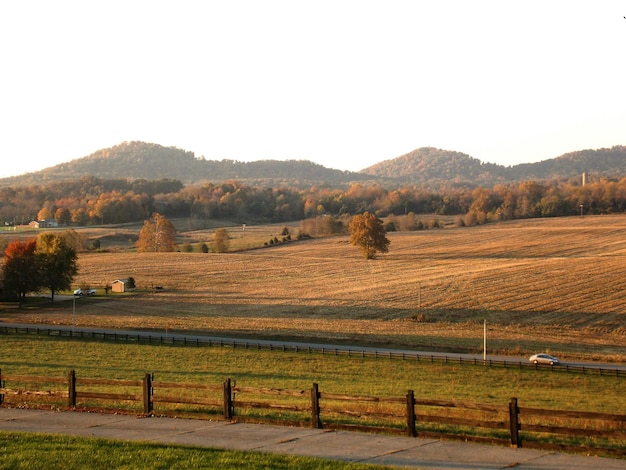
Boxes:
[1,141,367,188]
[1,141,625,189]
[505,146,626,181]
[360,146,626,187]
[360,148,508,187]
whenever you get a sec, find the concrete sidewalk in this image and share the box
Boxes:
[0,408,623,469]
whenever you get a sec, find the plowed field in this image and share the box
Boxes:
[3,215,626,361]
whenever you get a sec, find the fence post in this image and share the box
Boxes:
[223,378,233,420]
[143,373,153,414]
[68,369,76,408]
[509,397,521,448]
[311,383,322,429]
[406,389,417,437]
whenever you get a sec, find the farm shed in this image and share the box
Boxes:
[28,219,59,229]
[111,279,130,293]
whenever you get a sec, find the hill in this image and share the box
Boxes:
[507,146,626,181]
[0,141,368,188]
[359,147,508,187]
[1,141,625,189]
[360,145,626,187]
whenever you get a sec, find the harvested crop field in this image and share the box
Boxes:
[3,215,626,361]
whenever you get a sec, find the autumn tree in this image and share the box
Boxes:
[61,229,89,252]
[55,207,71,226]
[35,232,78,303]
[2,239,41,306]
[37,205,54,222]
[348,212,390,259]
[137,213,178,252]
[212,228,230,253]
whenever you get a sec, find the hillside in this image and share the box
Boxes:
[0,141,368,188]
[1,141,625,189]
[359,147,508,187]
[507,146,626,181]
[3,216,625,361]
[360,145,626,186]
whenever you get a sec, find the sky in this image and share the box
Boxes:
[1,1,624,178]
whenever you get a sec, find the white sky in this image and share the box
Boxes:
[1,1,624,178]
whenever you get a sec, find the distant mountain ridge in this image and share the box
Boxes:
[1,141,366,187]
[360,146,626,187]
[360,147,508,186]
[1,141,625,189]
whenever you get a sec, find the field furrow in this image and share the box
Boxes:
[3,215,626,360]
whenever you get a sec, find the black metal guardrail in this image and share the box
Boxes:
[1,325,624,378]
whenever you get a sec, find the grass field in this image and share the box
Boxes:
[1,215,625,362]
[1,334,624,454]
[4,335,624,412]
[0,431,391,470]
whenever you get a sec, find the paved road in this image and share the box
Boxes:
[2,321,624,371]
[1,408,624,469]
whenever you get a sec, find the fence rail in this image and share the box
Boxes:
[0,369,624,457]
[1,325,624,377]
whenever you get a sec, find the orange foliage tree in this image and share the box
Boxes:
[2,239,40,306]
[137,213,177,252]
[348,212,390,260]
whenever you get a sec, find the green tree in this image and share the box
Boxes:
[137,213,178,252]
[2,239,41,306]
[348,212,390,259]
[212,228,230,253]
[35,232,78,303]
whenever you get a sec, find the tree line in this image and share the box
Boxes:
[2,174,626,228]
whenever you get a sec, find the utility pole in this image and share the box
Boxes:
[418,282,421,313]
[483,319,487,361]
[72,295,77,331]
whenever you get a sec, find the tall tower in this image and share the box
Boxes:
[582,172,587,186]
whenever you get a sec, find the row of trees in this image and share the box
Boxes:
[134,211,391,260]
[3,175,626,228]
[135,214,231,254]
[2,233,78,305]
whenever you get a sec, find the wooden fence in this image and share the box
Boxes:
[1,325,624,378]
[0,369,624,457]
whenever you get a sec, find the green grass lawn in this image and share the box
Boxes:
[1,334,625,457]
[1,335,623,414]
[0,432,392,470]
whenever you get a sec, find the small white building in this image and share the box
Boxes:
[111,279,130,293]
[28,219,58,229]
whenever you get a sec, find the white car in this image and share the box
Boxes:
[74,289,96,296]
[529,353,560,365]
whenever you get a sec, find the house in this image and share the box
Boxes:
[28,219,59,229]
[111,279,130,293]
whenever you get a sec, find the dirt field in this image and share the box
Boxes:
[2,215,626,361]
